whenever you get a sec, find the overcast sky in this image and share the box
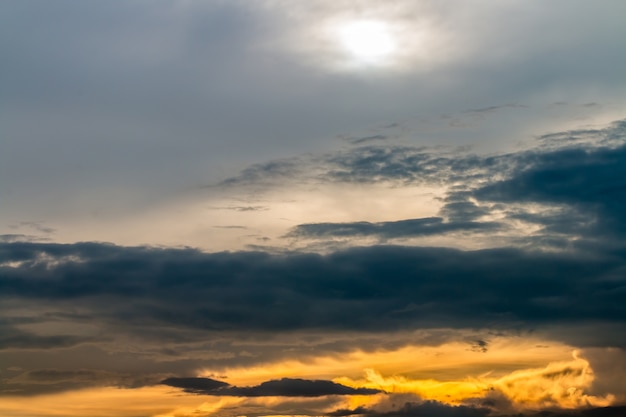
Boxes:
[2,1,626,417]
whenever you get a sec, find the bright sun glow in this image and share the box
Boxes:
[339,21,396,63]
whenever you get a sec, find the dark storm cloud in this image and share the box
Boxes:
[2,240,626,347]
[287,217,503,239]
[161,377,381,397]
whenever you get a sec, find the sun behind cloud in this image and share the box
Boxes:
[338,20,396,64]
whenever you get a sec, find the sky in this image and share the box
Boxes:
[1,1,626,416]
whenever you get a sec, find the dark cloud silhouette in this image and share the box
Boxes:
[161,377,229,393]
[230,378,382,397]
[161,377,381,397]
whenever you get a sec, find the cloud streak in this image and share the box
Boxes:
[287,217,503,240]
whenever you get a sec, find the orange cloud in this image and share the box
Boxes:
[494,351,614,409]
[334,351,615,412]
[1,337,618,417]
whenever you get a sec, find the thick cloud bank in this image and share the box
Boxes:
[1,239,625,348]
